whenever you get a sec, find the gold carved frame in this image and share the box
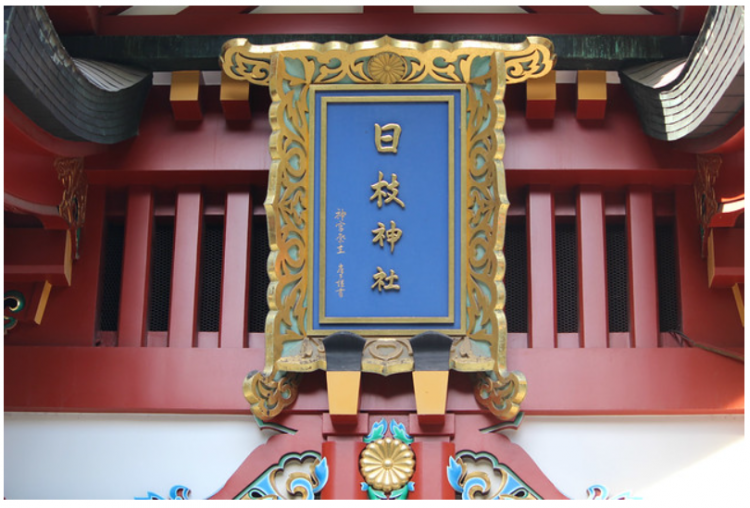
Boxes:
[221,36,556,421]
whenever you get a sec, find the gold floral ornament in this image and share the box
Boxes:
[367,52,407,84]
[360,437,416,493]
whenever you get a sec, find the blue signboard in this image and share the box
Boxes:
[309,85,466,335]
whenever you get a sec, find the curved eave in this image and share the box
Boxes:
[620,6,744,147]
[3,6,152,145]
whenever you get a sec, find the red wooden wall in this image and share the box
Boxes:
[5,83,743,416]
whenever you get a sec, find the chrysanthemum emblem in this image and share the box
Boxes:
[368,52,407,84]
[359,437,415,493]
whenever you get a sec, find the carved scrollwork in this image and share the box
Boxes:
[447,451,540,500]
[504,36,557,84]
[222,36,556,87]
[243,370,301,421]
[694,154,722,257]
[235,452,329,500]
[4,291,26,335]
[55,157,87,229]
[473,369,528,422]
[361,338,413,375]
[55,157,87,259]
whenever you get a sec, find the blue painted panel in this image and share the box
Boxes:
[311,87,463,332]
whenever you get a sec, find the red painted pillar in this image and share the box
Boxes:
[626,186,659,348]
[527,187,556,348]
[577,186,608,348]
[73,185,107,346]
[219,190,252,348]
[410,441,456,499]
[168,187,203,348]
[118,187,154,347]
[320,440,368,500]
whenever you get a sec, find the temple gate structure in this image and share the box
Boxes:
[4,5,744,501]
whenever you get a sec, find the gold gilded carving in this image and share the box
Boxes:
[694,154,722,258]
[372,220,403,253]
[450,451,541,500]
[374,123,402,153]
[242,371,301,420]
[473,370,528,422]
[236,453,327,500]
[372,267,401,292]
[276,336,326,372]
[222,36,546,420]
[221,36,556,87]
[360,437,416,493]
[362,338,414,375]
[55,157,87,259]
[55,157,87,229]
[368,52,408,84]
[370,171,405,208]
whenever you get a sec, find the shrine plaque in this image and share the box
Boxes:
[309,85,466,335]
[221,36,555,420]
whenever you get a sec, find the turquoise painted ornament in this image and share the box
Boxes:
[234,452,328,500]
[135,485,191,500]
[447,451,541,500]
[586,484,641,500]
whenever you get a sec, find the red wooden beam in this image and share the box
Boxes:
[674,187,744,348]
[577,187,608,348]
[503,87,698,188]
[410,442,456,499]
[98,6,131,17]
[642,6,680,16]
[527,187,557,348]
[4,230,72,286]
[363,6,413,14]
[220,72,252,122]
[3,346,742,414]
[219,190,252,348]
[170,71,202,122]
[452,415,568,499]
[4,282,50,327]
[118,187,154,347]
[45,6,100,35]
[520,6,599,15]
[525,70,556,120]
[707,228,744,288]
[320,441,368,500]
[168,188,203,347]
[678,6,709,35]
[178,6,255,16]
[84,88,272,184]
[626,186,659,348]
[4,188,107,347]
[210,414,323,499]
[95,11,679,36]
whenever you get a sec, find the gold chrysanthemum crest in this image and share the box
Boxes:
[360,437,416,493]
[367,52,407,83]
